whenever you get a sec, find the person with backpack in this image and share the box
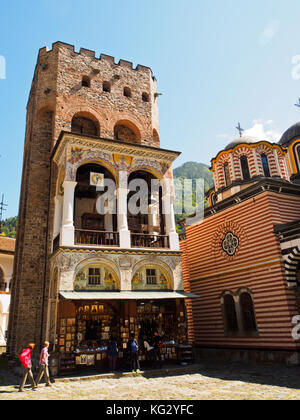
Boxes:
[35,341,52,387]
[19,343,37,392]
[107,336,118,373]
[127,333,140,373]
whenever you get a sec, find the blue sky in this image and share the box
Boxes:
[1,0,300,217]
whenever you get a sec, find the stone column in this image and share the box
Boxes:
[60,181,77,246]
[117,171,131,248]
[148,189,160,235]
[53,195,63,240]
[162,193,179,251]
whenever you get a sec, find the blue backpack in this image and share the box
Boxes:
[131,339,138,353]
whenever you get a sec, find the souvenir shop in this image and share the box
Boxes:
[56,294,194,375]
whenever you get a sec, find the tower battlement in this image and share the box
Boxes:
[38,41,154,79]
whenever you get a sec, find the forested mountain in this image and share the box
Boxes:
[173,161,214,192]
[173,161,214,229]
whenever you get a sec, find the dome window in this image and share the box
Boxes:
[224,162,231,187]
[240,156,251,181]
[261,154,271,178]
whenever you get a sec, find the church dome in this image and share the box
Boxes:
[225,136,259,151]
[279,122,300,146]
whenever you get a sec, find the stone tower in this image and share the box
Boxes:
[7,42,188,364]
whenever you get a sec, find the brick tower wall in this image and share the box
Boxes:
[7,42,161,357]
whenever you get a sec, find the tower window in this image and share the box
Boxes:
[142,92,149,102]
[103,81,111,93]
[261,154,271,177]
[240,156,251,180]
[124,87,132,98]
[82,76,91,88]
[224,162,231,187]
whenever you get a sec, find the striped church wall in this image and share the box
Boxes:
[180,190,300,351]
[180,239,195,343]
[254,144,279,177]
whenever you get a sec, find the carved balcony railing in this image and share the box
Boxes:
[75,230,120,247]
[131,233,169,249]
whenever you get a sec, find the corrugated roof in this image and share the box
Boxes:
[60,290,199,300]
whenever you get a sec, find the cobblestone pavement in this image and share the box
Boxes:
[1,361,300,400]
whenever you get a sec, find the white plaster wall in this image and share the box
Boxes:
[0,252,13,345]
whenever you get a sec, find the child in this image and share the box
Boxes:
[36,341,52,387]
[19,343,37,392]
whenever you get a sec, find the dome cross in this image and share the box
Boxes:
[236,122,244,138]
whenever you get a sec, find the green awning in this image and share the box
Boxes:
[59,290,199,301]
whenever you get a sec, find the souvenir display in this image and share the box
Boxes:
[58,299,192,374]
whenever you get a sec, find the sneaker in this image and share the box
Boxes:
[136,369,141,373]
[132,370,136,373]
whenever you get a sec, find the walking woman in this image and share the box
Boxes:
[19,343,37,392]
[36,341,52,387]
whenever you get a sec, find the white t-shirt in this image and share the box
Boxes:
[144,341,154,352]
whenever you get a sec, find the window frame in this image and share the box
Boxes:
[146,268,157,285]
[88,267,101,286]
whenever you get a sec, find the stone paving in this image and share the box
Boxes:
[1,361,300,400]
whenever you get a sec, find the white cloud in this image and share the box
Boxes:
[259,20,280,45]
[244,120,282,142]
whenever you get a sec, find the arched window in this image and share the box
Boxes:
[240,292,257,332]
[224,162,231,187]
[211,193,218,206]
[114,121,141,144]
[123,87,132,98]
[223,294,239,333]
[142,92,150,102]
[240,156,251,180]
[261,154,271,177]
[103,81,111,93]
[71,114,100,136]
[296,145,300,170]
[82,76,91,88]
